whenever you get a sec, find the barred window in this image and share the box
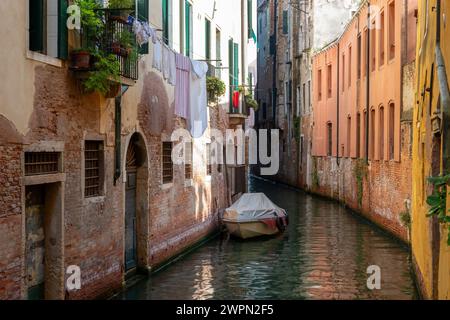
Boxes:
[162,142,173,184]
[25,152,60,176]
[84,141,104,198]
[185,142,193,180]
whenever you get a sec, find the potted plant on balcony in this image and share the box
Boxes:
[111,29,135,57]
[82,51,121,97]
[206,77,226,105]
[108,0,135,23]
[70,0,102,69]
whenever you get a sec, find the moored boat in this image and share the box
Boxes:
[222,193,288,239]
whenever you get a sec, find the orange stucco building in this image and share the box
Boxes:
[310,0,418,242]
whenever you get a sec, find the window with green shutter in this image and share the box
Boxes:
[162,0,170,45]
[282,10,288,35]
[185,1,192,57]
[205,18,211,60]
[228,38,234,111]
[247,0,256,42]
[236,44,239,110]
[29,0,68,59]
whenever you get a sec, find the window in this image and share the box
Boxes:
[318,69,323,101]
[327,122,333,156]
[307,80,311,111]
[357,34,361,80]
[370,109,376,159]
[388,1,396,61]
[348,46,352,87]
[282,10,288,35]
[371,21,376,72]
[379,107,385,160]
[347,117,351,157]
[206,143,212,175]
[379,10,385,66]
[296,86,301,116]
[29,0,68,59]
[25,152,60,176]
[205,18,211,60]
[389,103,395,160]
[356,113,361,158]
[84,141,104,198]
[228,39,239,110]
[363,28,368,77]
[363,111,367,156]
[303,83,306,114]
[185,142,192,180]
[342,53,345,92]
[327,64,332,98]
[216,28,221,78]
[184,1,192,57]
[162,0,170,45]
[162,142,173,184]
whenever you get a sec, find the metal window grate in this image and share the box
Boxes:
[85,141,103,198]
[25,152,60,176]
[185,142,192,180]
[162,142,173,184]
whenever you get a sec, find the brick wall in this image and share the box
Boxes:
[310,121,413,242]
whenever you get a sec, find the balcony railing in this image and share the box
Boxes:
[80,9,138,81]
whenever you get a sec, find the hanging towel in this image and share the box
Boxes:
[175,53,191,119]
[133,20,148,46]
[168,49,177,86]
[162,44,170,81]
[152,40,162,71]
[189,59,209,138]
[233,91,240,109]
[142,22,157,44]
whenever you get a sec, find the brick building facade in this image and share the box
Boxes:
[311,0,418,242]
[0,0,251,300]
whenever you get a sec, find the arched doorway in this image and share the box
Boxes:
[124,133,148,272]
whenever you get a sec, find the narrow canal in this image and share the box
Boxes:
[118,176,418,300]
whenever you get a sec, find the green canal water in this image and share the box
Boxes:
[118,176,418,300]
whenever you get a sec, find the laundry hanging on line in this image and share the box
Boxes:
[189,59,209,139]
[175,53,191,119]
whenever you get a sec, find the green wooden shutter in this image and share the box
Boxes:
[138,0,149,54]
[185,1,191,57]
[162,0,169,45]
[282,10,288,34]
[58,0,68,59]
[233,43,239,87]
[247,0,252,38]
[29,0,44,52]
[228,38,234,110]
[205,19,211,60]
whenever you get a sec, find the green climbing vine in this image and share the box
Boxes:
[426,174,450,246]
[353,159,368,208]
[312,157,319,189]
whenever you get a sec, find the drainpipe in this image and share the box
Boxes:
[114,85,129,185]
[337,42,340,165]
[436,0,450,172]
[365,2,371,164]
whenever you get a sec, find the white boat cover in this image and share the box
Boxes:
[224,193,287,222]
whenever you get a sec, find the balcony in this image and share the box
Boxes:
[71,9,138,87]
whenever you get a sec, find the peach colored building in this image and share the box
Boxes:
[310,0,417,242]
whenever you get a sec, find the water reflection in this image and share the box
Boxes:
[118,177,417,300]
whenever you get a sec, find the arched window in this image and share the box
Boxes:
[379,106,385,160]
[389,103,395,160]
